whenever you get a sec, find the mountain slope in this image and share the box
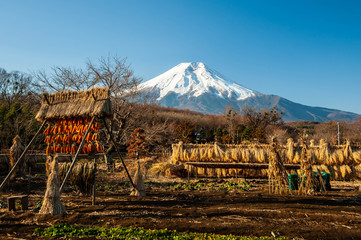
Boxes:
[139,62,359,122]
[139,62,255,101]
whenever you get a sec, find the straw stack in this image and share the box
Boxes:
[58,161,95,194]
[39,156,66,215]
[130,162,146,197]
[268,139,288,194]
[298,139,317,195]
[9,135,24,178]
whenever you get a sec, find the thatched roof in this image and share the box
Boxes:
[36,87,112,121]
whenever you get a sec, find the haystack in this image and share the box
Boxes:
[9,135,25,178]
[130,162,146,197]
[286,139,294,163]
[39,156,66,215]
[298,139,317,195]
[268,138,288,194]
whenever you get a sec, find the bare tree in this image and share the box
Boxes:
[0,68,41,148]
[0,68,36,106]
[242,106,283,143]
[33,56,142,162]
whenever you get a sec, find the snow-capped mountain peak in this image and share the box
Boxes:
[139,62,256,101]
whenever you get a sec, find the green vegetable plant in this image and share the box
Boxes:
[34,223,291,240]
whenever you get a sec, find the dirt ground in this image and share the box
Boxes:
[1,169,361,240]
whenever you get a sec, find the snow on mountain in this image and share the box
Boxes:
[139,62,256,101]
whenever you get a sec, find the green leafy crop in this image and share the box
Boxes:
[34,223,291,240]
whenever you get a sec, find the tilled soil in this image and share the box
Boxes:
[1,176,361,240]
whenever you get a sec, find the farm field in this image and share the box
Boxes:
[1,168,361,240]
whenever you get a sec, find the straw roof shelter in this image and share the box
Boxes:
[36,87,112,121]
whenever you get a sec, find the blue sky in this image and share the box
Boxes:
[1,0,360,114]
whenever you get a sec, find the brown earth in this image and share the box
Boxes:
[1,170,361,240]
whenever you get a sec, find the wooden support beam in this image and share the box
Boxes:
[0,121,47,192]
[92,160,97,205]
[43,94,51,105]
[59,116,95,195]
[102,119,135,189]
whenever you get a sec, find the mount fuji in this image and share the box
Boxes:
[138,62,359,122]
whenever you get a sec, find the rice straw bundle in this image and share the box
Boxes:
[328,152,337,166]
[171,144,181,164]
[333,166,340,180]
[309,150,317,165]
[45,155,52,176]
[298,139,317,195]
[216,168,222,178]
[319,139,330,163]
[58,161,95,194]
[222,168,227,177]
[207,147,215,161]
[213,142,225,161]
[148,162,173,176]
[353,151,361,164]
[39,156,66,215]
[293,152,300,164]
[183,150,190,162]
[286,138,294,162]
[354,164,361,178]
[189,148,199,162]
[268,138,288,195]
[224,150,233,162]
[340,165,352,180]
[343,140,353,164]
[255,148,266,163]
[320,164,330,173]
[242,149,250,163]
[199,148,208,161]
[310,139,315,147]
[9,135,25,178]
[231,148,240,162]
[337,150,345,165]
[130,162,146,197]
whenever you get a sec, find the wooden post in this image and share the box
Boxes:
[187,164,190,182]
[102,119,135,189]
[317,168,327,194]
[59,117,95,195]
[0,121,46,192]
[92,160,96,205]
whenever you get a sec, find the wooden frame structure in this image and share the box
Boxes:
[0,87,135,195]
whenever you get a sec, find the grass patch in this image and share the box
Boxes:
[173,181,251,191]
[34,223,290,239]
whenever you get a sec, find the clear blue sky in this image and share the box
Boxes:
[1,0,360,114]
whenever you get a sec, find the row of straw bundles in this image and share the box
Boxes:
[186,163,361,180]
[171,142,273,163]
[55,161,95,194]
[172,140,361,166]
[186,165,269,178]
